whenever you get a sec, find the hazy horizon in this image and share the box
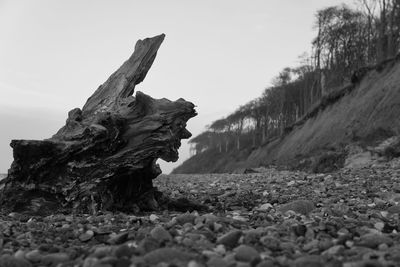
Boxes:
[0,0,349,174]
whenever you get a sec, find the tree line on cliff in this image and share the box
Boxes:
[189,1,400,156]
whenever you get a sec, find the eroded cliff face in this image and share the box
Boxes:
[174,55,400,174]
[248,56,400,171]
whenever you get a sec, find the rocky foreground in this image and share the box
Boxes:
[1,159,400,267]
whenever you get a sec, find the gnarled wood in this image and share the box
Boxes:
[0,34,197,214]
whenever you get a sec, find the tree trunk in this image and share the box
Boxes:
[0,34,197,215]
[387,0,399,58]
[377,0,388,62]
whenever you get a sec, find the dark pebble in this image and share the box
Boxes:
[143,248,195,265]
[113,244,135,258]
[107,232,129,245]
[216,230,242,248]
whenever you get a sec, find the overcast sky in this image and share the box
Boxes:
[0,0,350,174]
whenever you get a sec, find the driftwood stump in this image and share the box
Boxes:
[0,34,197,214]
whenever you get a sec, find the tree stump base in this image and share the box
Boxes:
[0,34,197,215]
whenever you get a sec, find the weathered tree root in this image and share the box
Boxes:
[0,34,197,215]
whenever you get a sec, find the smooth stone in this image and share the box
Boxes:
[137,237,160,254]
[214,244,226,255]
[98,256,118,265]
[176,213,196,225]
[38,244,58,253]
[202,214,219,225]
[322,245,344,255]
[114,258,131,267]
[234,245,260,263]
[374,222,385,231]
[303,239,319,251]
[107,231,129,245]
[206,256,231,267]
[318,239,334,251]
[293,255,324,267]
[92,246,113,258]
[113,244,135,258]
[387,205,400,214]
[387,245,400,261]
[150,226,173,243]
[357,233,393,248]
[236,262,251,267]
[343,260,384,267]
[292,224,307,236]
[280,242,297,255]
[83,257,99,267]
[149,214,159,222]
[202,250,219,258]
[260,236,281,251]
[79,230,94,242]
[213,222,223,232]
[232,215,247,222]
[0,255,32,267]
[130,256,145,266]
[243,228,264,244]
[257,203,273,211]
[14,250,26,261]
[25,250,43,263]
[92,263,112,267]
[223,253,236,264]
[216,230,242,248]
[188,260,205,267]
[41,252,70,265]
[143,248,195,265]
[378,243,389,251]
[255,260,275,267]
[278,199,315,215]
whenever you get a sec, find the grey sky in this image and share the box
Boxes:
[0,0,349,174]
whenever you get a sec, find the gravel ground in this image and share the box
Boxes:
[1,159,400,267]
